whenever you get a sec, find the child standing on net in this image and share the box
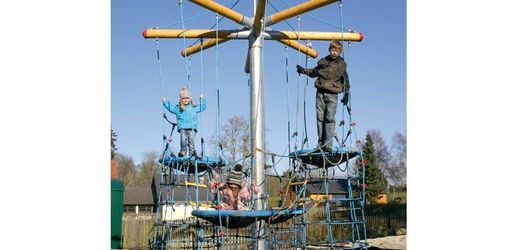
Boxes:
[209,164,258,210]
[296,40,350,151]
[161,86,206,157]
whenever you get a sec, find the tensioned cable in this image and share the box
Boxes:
[277,0,353,31]
[284,46,292,174]
[155,39,167,143]
[190,0,242,47]
[199,39,205,155]
[153,39,167,249]
[179,0,191,86]
[336,0,347,152]
[151,0,239,29]
[293,15,302,152]
[302,48,311,150]
[215,13,221,160]
[268,0,296,31]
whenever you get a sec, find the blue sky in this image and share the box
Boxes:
[112,0,406,168]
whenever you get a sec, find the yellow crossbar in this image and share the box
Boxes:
[181,38,230,57]
[289,181,307,186]
[185,181,208,188]
[268,0,337,26]
[189,202,215,208]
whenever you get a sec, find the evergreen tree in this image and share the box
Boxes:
[368,129,391,190]
[361,133,387,201]
[111,127,118,160]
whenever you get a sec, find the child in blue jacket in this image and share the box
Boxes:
[161,86,206,157]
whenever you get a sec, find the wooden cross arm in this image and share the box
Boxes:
[189,0,252,27]
[277,39,318,58]
[143,29,363,42]
[143,29,254,39]
[269,30,364,42]
[181,38,231,57]
[265,0,338,27]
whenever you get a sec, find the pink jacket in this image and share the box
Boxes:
[209,179,258,210]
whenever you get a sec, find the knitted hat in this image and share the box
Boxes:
[227,170,243,187]
[179,86,190,99]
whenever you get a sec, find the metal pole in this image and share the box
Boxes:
[249,27,266,250]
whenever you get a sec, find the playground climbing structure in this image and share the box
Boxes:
[144,0,368,249]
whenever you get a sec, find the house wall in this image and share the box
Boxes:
[162,204,213,221]
[123,204,154,213]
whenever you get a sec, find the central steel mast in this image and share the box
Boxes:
[249,1,267,248]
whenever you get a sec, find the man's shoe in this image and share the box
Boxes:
[178,151,186,157]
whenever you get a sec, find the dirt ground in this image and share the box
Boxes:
[367,235,406,249]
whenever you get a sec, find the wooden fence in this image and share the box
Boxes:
[122,213,154,249]
[122,213,253,249]
[121,204,406,249]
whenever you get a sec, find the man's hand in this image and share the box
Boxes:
[341,92,349,105]
[200,94,204,99]
[161,97,166,103]
[296,65,305,74]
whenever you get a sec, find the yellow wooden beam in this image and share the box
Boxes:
[143,29,237,39]
[189,202,215,208]
[189,0,251,27]
[181,38,231,57]
[267,0,337,26]
[289,181,307,186]
[253,0,267,29]
[277,39,318,58]
[143,29,364,42]
[277,31,364,42]
[185,181,208,188]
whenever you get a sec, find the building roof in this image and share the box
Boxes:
[304,177,350,195]
[123,185,154,205]
[123,174,211,205]
[152,174,210,202]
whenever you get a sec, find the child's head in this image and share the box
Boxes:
[228,183,241,193]
[226,168,243,193]
[328,40,343,59]
[179,86,191,105]
[179,86,193,111]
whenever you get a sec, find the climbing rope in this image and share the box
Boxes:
[199,39,205,156]
[178,0,191,85]
[215,12,221,160]
[155,39,170,151]
[293,15,302,152]
[190,0,242,47]
[284,45,292,185]
[302,43,312,150]
[268,0,297,31]
[276,0,353,31]
[150,0,239,29]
